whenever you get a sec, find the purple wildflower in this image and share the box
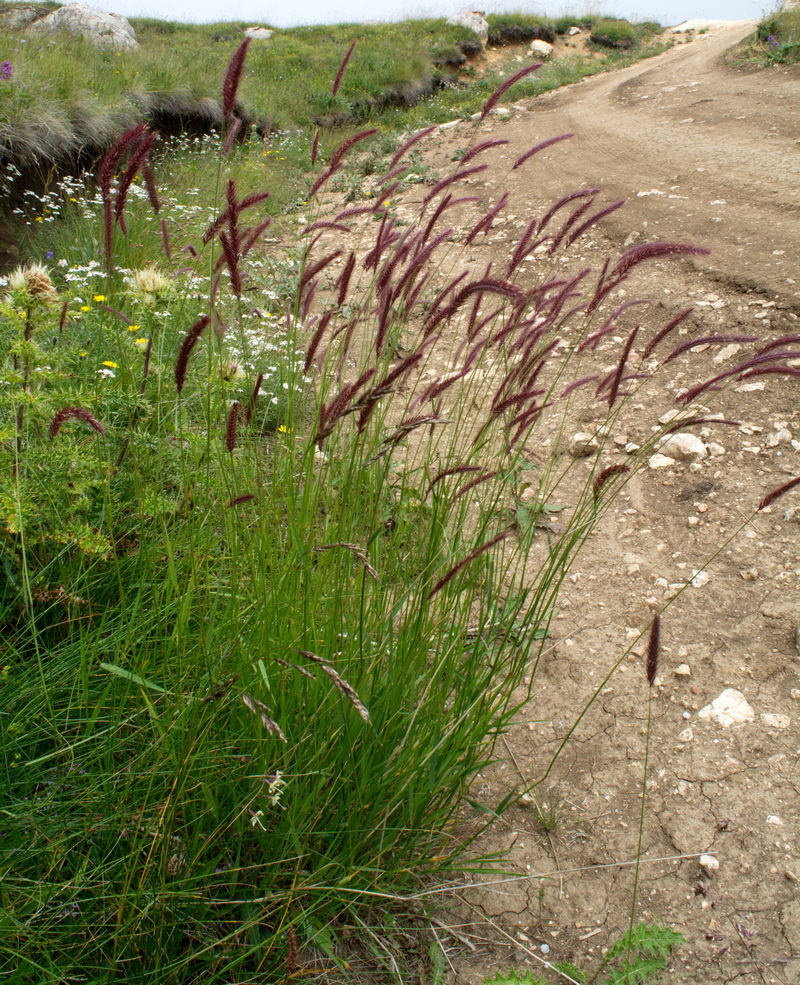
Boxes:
[1,61,12,80]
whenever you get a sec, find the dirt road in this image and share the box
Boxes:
[507,23,799,303]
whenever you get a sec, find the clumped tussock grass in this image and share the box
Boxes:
[589,17,661,50]
[735,6,800,65]
[1,33,796,985]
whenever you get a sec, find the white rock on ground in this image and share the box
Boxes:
[712,343,741,365]
[244,27,273,40]
[699,854,719,875]
[529,40,554,58]
[569,432,599,457]
[28,3,139,48]
[447,11,488,42]
[698,689,755,727]
[760,713,791,729]
[660,432,708,461]
[567,26,582,36]
[648,453,675,469]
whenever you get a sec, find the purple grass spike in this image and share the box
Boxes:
[175,316,211,393]
[388,125,437,170]
[223,38,251,122]
[49,407,105,439]
[481,63,541,119]
[513,133,574,170]
[757,476,800,512]
[332,40,356,96]
[646,614,661,686]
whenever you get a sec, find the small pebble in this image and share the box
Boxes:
[760,713,790,729]
[699,854,719,875]
[766,815,784,826]
[675,664,691,677]
[540,944,550,955]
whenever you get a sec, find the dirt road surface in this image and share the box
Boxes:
[506,22,799,303]
[372,23,799,985]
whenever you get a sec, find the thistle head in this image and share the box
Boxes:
[6,263,59,304]
[129,266,171,307]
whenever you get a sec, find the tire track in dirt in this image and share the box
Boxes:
[498,23,799,303]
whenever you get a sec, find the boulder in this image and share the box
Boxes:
[244,27,273,40]
[528,40,554,58]
[28,3,138,49]
[0,3,46,31]
[567,27,582,36]
[448,11,489,44]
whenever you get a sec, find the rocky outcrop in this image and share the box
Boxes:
[28,4,139,49]
[0,3,48,30]
[447,11,488,45]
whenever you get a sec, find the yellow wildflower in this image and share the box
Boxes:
[102,361,118,369]
[80,305,91,312]
[93,294,107,302]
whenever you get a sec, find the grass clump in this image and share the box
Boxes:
[589,18,662,51]
[487,13,557,45]
[754,7,800,65]
[1,33,796,985]
[725,5,800,67]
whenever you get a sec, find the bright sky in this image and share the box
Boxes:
[88,0,766,30]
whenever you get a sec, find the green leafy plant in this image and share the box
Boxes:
[728,7,800,67]
[486,969,549,985]
[589,922,684,984]
[484,921,682,985]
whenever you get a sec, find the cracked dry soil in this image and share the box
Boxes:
[312,22,798,985]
